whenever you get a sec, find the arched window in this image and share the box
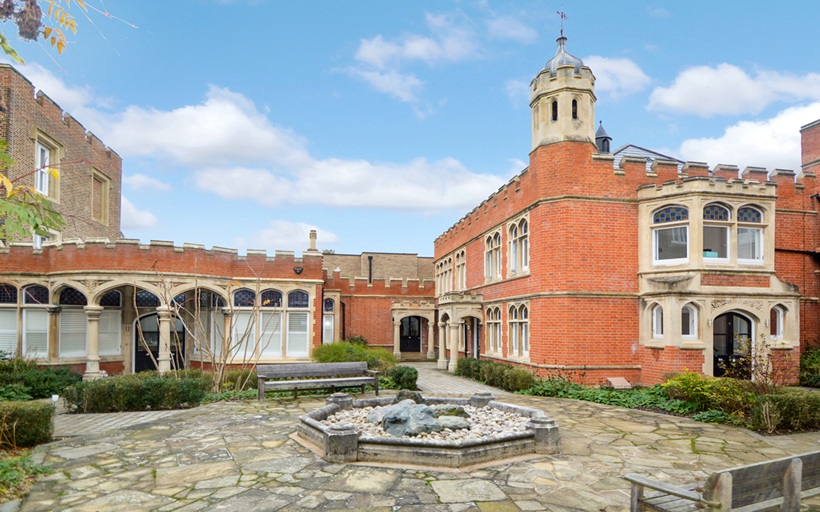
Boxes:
[233,289,256,308]
[485,232,502,280]
[261,289,283,308]
[681,303,697,339]
[652,206,689,264]
[59,287,87,306]
[509,306,519,354]
[0,285,18,356]
[455,250,466,290]
[652,304,663,339]
[99,290,122,307]
[738,206,764,263]
[323,298,335,312]
[571,99,578,119]
[288,290,310,308]
[509,218,529,275]
[0,285,17,304]
[23,285,49,305]
[703,203,730,260]
[22,286,49,358]
[770,305,785,340]
[486,307,501,354]
[520,305,529,356]
[135,290,160,308]
[551,99,558,121]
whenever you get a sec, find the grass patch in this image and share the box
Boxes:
[0,449,51,503]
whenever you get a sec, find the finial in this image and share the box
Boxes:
[557,8,567,36]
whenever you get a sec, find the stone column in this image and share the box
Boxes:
[221,308,233,360]
[46,306,61,363]
[392,320,402,361]
[83,305,104,381]
[437,322,447,370]
[426,318,435,360]
[447,322,460,373]
[156,306,172,373]
[527,416,560,454]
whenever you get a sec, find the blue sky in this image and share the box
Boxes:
[7,1,820,257]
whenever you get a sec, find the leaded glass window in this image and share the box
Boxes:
[261,290,283,308]
[738,207,762,223]
[59,287,87,306]
[323,299,334,312]
[653,206,688,224]
[24,285,49,305]
[288,290,309,308]
[136,290,160,308]
[234,289,256,308]
[0,285,17,304]
[99,290,122,307]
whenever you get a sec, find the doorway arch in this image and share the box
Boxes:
[713,311,752,378]
[133,313,186,372]
[400,316,422,353]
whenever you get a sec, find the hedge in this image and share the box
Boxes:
[0,401,53,447]
[387,366,418,390]
[455,358,535,392]
[63,372,211,413]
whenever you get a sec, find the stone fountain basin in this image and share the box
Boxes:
[296,392,559,468]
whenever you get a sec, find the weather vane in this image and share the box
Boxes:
[557,8,567,36]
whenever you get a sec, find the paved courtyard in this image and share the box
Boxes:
[18,363,820,511]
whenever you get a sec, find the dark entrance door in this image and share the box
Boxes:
[134,313,186,372]
[399,316,421,352]
[713,312,751,378]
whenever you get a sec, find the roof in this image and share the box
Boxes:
[612,144,684,173]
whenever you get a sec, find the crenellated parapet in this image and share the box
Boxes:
[0,238,324,280]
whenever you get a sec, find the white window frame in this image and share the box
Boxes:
[652,304,664,339]
[35,142,50,196]
[509,306,519,355]
[99,310,122,356]
[737,226,763,264]
[485,232,502,280]
[681,304,697,340]
[653,226,689,265]
[520,306,529,356]
[770,306,784,340]
[23,308,48,358]
[59,308,87,358]
[0,309,18,356]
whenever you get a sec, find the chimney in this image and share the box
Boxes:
[308,229,318,252]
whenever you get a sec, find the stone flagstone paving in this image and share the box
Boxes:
[18,366,820,511]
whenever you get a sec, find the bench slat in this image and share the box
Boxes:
[257,362,379,400]
[257,362,368,379]
[262,377,375,389]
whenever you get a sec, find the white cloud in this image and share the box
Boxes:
[252,221,339,251]
[123,174,171,192]
[193,157,505,213]
[347,68,424,102]
[584,56,651,99]
[102,86,312,168]
[120,197,158,229]
[649,64,820,117]
[647,6,670,18]
[486,16,537,44]
[677,102,820,171]
[504,78,530,107]
[23,64,505,214]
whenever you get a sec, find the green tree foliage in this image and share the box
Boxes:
[0,141,65,243]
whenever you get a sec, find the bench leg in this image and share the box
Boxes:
[293,389,298,399]
[374,378,379,396]
[630,483,644,512]
[361,385,365,395]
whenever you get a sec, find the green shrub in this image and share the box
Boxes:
[455,358,482,380]
[0,401,53,447]
[388,366,418,390]
[313,342,396,372]
[219,369,257,391]
[799,347,820,388]
[0,360,81,399]
[0,383,32,402]
[0,451,52,501]
[63,373,210,413]
[457,359,537,393]
[345,335,368,347]
[752,392,820,432]
[662,372,755,414]
[503,368,536,392]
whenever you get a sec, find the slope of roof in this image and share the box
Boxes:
[612,144,684,173]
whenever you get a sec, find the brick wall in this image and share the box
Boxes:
[0,65,122,241]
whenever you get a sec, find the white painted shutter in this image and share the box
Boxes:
[286,312,309,357]
[23,309,48,357]
[0,310,17,355]
[99,310,121,356]
[60,309,87,357]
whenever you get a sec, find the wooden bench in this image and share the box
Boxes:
[624,450,820,511]
[256,362,379,400]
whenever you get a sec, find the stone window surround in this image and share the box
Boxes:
[507,214,530,278]
[33,130,62,204]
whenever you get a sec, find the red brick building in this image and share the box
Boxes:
[433,35,819,385]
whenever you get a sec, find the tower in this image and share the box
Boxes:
[530,33,596,150]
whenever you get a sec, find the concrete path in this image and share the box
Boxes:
[20,368,820,511]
